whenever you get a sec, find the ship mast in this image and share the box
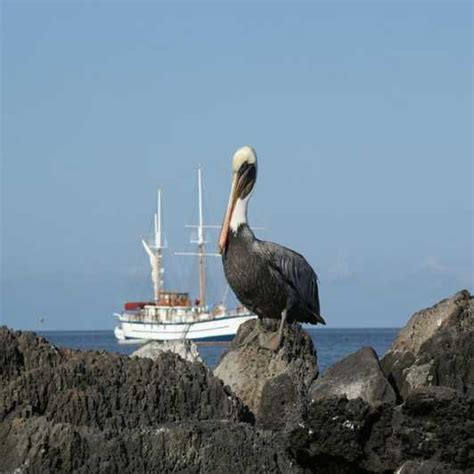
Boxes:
[175,167,220,307]
[142,189,164,304]
[197,167,206,305]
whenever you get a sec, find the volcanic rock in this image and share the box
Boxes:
[131,339,202,364]
[383,386,474,472]
[381,290,473,399]
[214,318,318,429]
[2,328,308,473]
[0,328,250,433]
[309,346,396,406]
[0,418,302,473]
[0,325,67,385]
[289,385,473,473]
[2,290,473,473]
[395,460,465,473]
[289,395,372,471]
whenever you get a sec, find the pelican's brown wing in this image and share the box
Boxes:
[254,239,325,324]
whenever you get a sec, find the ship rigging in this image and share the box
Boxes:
[114,167,255,342]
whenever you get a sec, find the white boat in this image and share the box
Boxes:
[114,168,255,342]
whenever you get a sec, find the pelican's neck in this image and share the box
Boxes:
[230,196,250,233]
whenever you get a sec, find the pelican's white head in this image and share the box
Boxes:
[219,146,258,253]
[232,145,257,173]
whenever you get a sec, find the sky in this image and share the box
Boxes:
[1,1,472,330]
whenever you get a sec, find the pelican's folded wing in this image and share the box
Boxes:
[254,239,322,321]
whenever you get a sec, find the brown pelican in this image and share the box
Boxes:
[219,146,325,350]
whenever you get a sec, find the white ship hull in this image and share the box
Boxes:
[114,312,255,342]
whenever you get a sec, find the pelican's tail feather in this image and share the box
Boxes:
[312,312,326,325]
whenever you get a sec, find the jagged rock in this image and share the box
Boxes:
[0,417,303,473]
[214,318,318,429]
[0,326,67,385]
[395,460,465,473]
[2,289,473,473]
[309,347,396,406]
[289,395,374,472]
[1,327,308,473]
[381,290,473,399]
[289,385,474,473]
[0,329,250,431]
[131,339,202,364]
[382,386,474,472]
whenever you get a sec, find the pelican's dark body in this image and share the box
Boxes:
[222,224,323,324]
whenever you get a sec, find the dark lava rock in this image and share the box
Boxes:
[0,326,67,386]
[381,290,473,399]
[289,395,372,472]
[0,332,249,431]
[289,385,474,473]
[2,328,306,473]
[395,460,465,473]
[384,386,474,472]
[214,318,318,429]
[309,347,396,406]
[258,372,304,432]
[0,417,303,473]
[2,289,473,473]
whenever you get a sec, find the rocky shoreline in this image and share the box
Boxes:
[0,290,472,473]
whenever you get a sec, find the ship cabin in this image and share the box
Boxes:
[156,291,191,307]
[123,292,191,312]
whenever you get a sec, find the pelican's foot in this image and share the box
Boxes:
[237,329,259,348]
[258,331,282,352]
[236,319,263,348]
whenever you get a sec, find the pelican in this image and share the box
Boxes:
[219,146,325,351]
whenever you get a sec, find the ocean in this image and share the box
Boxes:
[38,327,399,372]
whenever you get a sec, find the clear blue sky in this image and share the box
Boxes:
[1,1,472,330]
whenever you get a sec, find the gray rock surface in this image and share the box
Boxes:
[214,318,319,429]
[131,339,202,363]
[0,325,67,385]
[0,328,250,431]
[289,385,473,473]
[395,460,465,473]
[309,346,396,406]
[1,327,305,473]
[2,289,473,473]
[381,290,473,399]
[0,418,302,473]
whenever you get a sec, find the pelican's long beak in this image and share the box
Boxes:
[219,174,238,254]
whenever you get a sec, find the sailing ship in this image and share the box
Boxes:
[114,168,255,342]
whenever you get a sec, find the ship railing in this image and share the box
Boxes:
[118,308,212,324]
[117,305,253,324]
[213,307,254,318]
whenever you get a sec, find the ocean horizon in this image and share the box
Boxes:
[36,327,400,372]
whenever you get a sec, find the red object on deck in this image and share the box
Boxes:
[124,301,153,310]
